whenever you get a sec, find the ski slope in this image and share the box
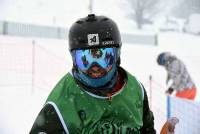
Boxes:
[0,32,200,133]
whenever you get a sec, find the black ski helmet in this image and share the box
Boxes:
[157,52,171,65]
[68,14,122,51]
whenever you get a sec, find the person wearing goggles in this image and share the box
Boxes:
[30,14,156,134]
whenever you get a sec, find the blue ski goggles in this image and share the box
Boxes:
[72,47,117,72]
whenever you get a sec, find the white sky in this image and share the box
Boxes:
[0,0,117,24]
[0,0,183,33]
[0,0,89,25]
[0,0,147,31]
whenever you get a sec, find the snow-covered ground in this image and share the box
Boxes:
[0,32,200,133]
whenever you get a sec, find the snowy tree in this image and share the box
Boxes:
[172,0,200,18]
[121,0,160,29]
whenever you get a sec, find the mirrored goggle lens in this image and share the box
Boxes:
[74,47,116,70]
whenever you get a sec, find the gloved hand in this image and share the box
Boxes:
[167,117,179,134]
[165,87,174,95]
[160,117,179,134]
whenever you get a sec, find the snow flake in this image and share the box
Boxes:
[69,97,74,102]
[115,110,119,115]
[36,115,45,126]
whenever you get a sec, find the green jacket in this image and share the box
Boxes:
[30,69,156,134]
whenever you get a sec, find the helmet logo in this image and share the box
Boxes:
[102,41,114,45]
[88,34,99,46]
